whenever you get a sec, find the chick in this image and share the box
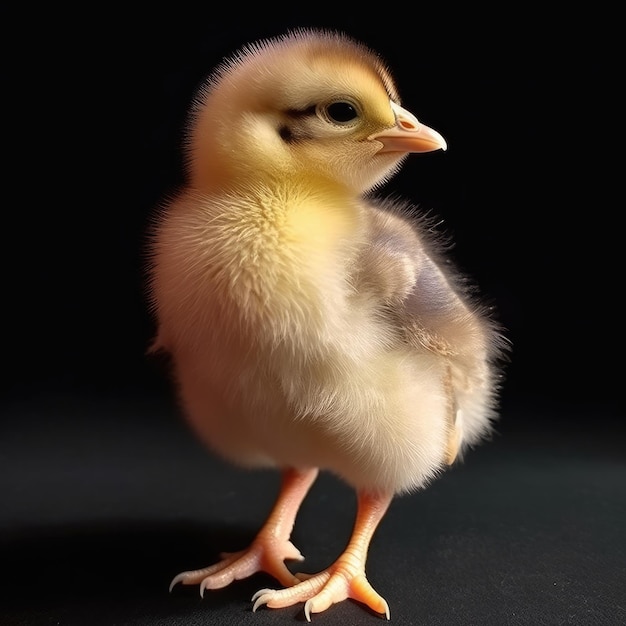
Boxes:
[147,28,506,621]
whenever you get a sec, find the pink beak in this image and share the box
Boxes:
[369,101,447,154]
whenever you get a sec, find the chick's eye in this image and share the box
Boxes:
[323,101,359,124]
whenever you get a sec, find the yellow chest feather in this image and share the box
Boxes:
[153,179,365,347]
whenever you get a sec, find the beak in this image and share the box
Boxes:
[369,101,447,154]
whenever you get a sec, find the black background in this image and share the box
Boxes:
[3,7,623,626]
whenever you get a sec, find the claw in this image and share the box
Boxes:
[283,540,305,562]
[251,589,274,612]
[304,599,313,622]
[251,588,273,603]
[169,571,191,593]
[382,599,391,620]
[169,575,181,593]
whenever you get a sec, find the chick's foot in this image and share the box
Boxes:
[170,535,304,593]
[252,490,393,621]
[169,467,318,594]
[252,559,389,621]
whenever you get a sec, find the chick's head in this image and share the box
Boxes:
[185,30,445,195]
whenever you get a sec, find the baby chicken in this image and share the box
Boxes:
[147,29,506,621]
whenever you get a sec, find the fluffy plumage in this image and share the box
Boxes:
[147,28,507,621]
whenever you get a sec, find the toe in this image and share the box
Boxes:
[349,574,390,619]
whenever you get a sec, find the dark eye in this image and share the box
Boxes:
[321,101,360,125]
[327,102,357,122]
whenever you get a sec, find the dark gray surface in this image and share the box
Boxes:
[1,393,624,625]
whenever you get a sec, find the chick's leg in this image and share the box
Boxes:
[252,490,393,621]
[170,467,318,594]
